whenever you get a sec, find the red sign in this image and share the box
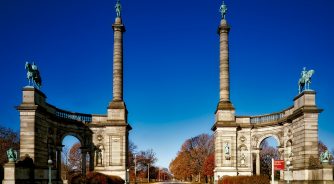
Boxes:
[274,160,285,170]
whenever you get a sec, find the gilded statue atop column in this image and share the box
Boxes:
[115,0,122,17]
[219,1,228,19]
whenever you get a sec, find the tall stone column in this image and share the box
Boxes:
[215,13,234,114]
[112,17,125,102]
[96,3,132,181]
[108,16,127,121]
[213,3,237,180]
[218,19,232,105]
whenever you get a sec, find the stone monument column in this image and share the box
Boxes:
[90,1,132,180]
[108,11,127,121]
[212,3,237,180]
[112,16,125,102]
[219,19,231,103]
[215,4,235,122]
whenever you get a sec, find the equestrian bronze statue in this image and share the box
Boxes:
[25,61,42,89]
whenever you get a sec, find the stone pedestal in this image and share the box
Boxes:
[17,87,48,168]
[292,91,322,170]
[2,162,15,184]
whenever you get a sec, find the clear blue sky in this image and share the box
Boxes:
[1,0,334,168]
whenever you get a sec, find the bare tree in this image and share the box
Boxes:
[61,145,70,180]
[0,126,20,165]
[259,140,279,178]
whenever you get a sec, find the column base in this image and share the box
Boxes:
[216,101,235,111]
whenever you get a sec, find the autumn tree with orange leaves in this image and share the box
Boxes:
[169,134,214,183]
[61,142,89,181]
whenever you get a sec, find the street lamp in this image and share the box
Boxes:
[126,168,130,184]
[134,155,137,184]
[48,157,53,184]
[147,163,150,183]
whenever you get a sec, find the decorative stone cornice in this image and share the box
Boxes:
[211,121,237,131]
[215,101,235,112]
[108,100,127,109]
[112,24,126,32]
[217,20,230,34]
[89,121,132,130]
[293,90,316,101]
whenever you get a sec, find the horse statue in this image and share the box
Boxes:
[298,67,314,93]
[25,61,42,89]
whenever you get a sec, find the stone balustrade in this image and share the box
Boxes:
[55,108,92,123]
[249,106,293,124]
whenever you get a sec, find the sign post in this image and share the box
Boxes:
[274,160,285,170]
[273,159,285,184]
[286,160,291,184]
[272,158,274,184]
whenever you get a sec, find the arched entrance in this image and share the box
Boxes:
[15,87,130,183]
[212,91,324,183]
[255,136,280,178]
[61,135,88,182]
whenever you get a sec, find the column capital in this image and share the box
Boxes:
[112,18,126,32]
[218,19,230,34]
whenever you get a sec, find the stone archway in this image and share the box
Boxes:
[212,91,324,182]
[14,87,130,183]
[211,8,330,183]
[256,134,281,149]
[59,132,94,178]
[16,87,95,183]
[254,135,281,178]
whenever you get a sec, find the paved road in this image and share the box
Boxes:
[151,182,193,184]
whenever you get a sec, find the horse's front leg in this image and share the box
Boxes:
[306,82,308,90]
[33,80,36,88]
[298,84,301,94]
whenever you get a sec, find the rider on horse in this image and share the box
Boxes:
[25,61,42,89]
[298,67,314,94]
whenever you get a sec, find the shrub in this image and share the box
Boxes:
[219,175,270,184]
[70,172,125,184]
